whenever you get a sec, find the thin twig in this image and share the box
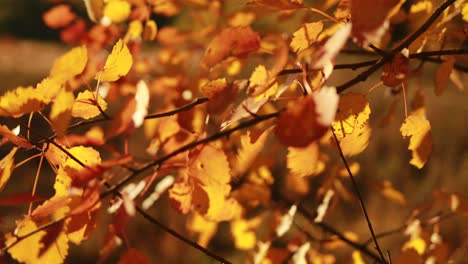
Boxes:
[135,206,232,264]
[331,129,387,264]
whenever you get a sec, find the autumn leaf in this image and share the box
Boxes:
[351,0,402,46]
[43,4,76,29]
[200,78,237,114]
[6,218,69,264]
[330,93,371,157]
[276,86,339,147]
[169,145,242,221]
[72,90,108,119]
[97,39,133,82]
[0,125,32,148]
[103,0,131,24]
[231,217,262,250]
[118,248,152,264]
[287,142,325,178]
[187,213,218,247]
[50,90,75,136]
[381,49,410,87]
[143,20,158,41]
[0,86,48,117]
[0,147,18,191]
[50,45,88,82]
[290,22,323,53]
[202,27,260,68]
[83,0,104,22]
[400,108,432,169]
[435,57,455,96]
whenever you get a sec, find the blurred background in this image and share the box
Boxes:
[0,0,467,263]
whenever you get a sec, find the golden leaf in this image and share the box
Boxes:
[400,108,432,169]
[6,218,69,264]
[331,92,371,157]
[97,39,133,82]
[72,90,108,119]
[288,142,325,177]
[50,45,88,82]
[50,90,75,136]
[290,22,323,53]
[103,0,131,23]
[0,86,47,117]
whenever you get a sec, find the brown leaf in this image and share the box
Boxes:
[435,57,455,96]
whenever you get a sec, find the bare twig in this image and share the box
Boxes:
[331,129,387,264]
[135,206,232,264]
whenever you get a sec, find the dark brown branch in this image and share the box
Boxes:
[135,206,232,264]
[145,97,208,119]
[296,204,384,263]
[331,129,387,264]
[336,0,457,93]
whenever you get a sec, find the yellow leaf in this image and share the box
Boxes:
[143,20,158,41]
[403,237,426,255]
[0,147,18,191]
[400,108,432,169]
[0,86,47,117]
[97,39,133,82]
[124,20,143,43]
[250,65,269,87]
[231,218,262,250]
[72,90,108,119]
[6,218,69,264]
[103,0,131,23]
[233,130,269,177]
[169,145,242,221]
[331,93,371,157]
[50,45,88,82]
[352,250,365,264]
[463,3,468,22]
[50,90,75,136]
[229,12,256,27]
[36,77,63,103]
[187,213,218,247]
[287,142,325,177]
[290,22,323,53]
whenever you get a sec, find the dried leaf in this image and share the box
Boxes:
[276,87,339,147]
[97,39,133,82]
[400,108,432,168]
[435,57,455,96]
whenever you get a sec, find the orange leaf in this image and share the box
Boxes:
[202,27,260,68]
[400,108,432,169]
[118,248,151,264]
[0,147,18,191]
[351,0,402,46]
[200,78,237,114]
[435,57,455,96]
[187,213,218,247]
[276,87,339,147]
[0,125,32,148]
[43,4,76,29]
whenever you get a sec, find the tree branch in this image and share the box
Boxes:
[331,129,387,264]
